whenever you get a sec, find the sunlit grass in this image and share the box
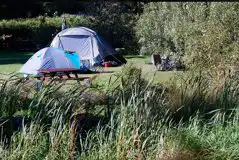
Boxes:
[0,51,176,83]
[0,64,23,73]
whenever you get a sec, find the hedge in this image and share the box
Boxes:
[0,14,139,54]
[0,14,96,48]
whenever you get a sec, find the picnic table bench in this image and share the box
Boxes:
[35,68,89,82]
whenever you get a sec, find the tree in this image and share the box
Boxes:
[83,1,141,54]
[136,2,239,73]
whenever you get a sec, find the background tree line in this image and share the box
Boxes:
[0,0,146,19]
[0,0,146,54]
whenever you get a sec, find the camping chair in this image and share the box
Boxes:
[151,54,162,70]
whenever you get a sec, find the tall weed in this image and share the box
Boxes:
[1,66,239,159]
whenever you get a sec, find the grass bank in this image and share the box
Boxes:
[0,65,239,159]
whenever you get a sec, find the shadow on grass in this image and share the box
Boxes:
[0,57,31,65]
[125,55,148,59]
[88,70,115,74]
[0,115,31,146]
[0,50,32,64]
[0,113,108,147]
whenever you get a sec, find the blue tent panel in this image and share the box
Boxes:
[19,47,88,75]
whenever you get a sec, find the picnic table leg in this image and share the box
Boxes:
[74,73,78,79]
[58,75,63,79]
[50,73,55,80]
[36,77,42,91]
[40,75,45,82]
[74,73,81,83]
[66,73,71,79]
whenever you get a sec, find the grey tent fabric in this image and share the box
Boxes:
[50,27,117,65]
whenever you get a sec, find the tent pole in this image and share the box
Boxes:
[58,35,65,51]
[92,36,104,65]
[90,36,94,62]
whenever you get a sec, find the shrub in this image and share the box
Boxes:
[136,2,239,73]
[83,1,140,55]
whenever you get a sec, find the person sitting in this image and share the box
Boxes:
[161,54,169,71]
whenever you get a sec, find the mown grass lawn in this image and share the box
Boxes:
[0,50,177,84]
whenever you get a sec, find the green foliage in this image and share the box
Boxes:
[0,74,30,117]
[0,14,95,46]
[0,116,71,160]
[1,1,141,54]
[165,70,239,122]
[84,1,140,55]
[2,66,239,159]
[0,7,139,54]
[136,2,239,72]
[105,63,166,119]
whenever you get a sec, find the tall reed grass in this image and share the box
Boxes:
[1,66,239,159]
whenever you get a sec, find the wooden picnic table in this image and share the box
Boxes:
[37,68,89,82]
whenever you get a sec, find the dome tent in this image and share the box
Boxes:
[50,27,126,66]
[19,47,85,75]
